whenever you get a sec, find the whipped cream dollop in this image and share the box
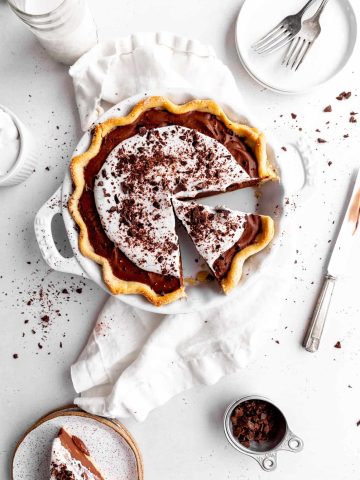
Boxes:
[0,109,20,176]
[94,125,251,277]
[173,199,247,271]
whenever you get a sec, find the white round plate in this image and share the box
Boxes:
[61,88,287,315]
[13,410,142,480]
[236,0,357,94]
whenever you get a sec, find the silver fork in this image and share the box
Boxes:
[282,0,331,71]
[252,0,318,55]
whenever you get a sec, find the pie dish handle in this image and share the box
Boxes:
[34,186,87,278]
[283,137,317,205]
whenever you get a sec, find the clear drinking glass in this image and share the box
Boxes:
[7,0,98,65]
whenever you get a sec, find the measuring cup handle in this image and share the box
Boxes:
[281,429,304,453]
[255,452,277,471]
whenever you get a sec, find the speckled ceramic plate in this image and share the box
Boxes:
[12,409,143,480]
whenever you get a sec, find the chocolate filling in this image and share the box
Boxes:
[57,428,104,480]
[213,215,262,280]
[78,110,261,293]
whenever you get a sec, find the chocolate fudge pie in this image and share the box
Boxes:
[50,428,105,480]
[69,96,277,305]
[173,199,274,293]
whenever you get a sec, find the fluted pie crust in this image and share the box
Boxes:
[69,96,277,306]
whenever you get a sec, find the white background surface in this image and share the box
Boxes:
[1,0,360,479]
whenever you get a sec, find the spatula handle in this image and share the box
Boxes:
[303,274,336,352]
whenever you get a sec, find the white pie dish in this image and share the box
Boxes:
[34,88,316,314]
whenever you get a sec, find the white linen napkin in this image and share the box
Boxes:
[70,32,292,422]
[69,32,242,131]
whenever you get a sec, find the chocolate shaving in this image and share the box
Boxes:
[323,105,332,112]
[230,400,282,447]
[336,91,351,100]
[334,341,341,349]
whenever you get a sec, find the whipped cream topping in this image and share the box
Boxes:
[94,125,251,277]
[50,437,99,480]
[0,109,20,176]
[173,199,248,271]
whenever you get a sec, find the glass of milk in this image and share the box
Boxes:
[7,0,98,65]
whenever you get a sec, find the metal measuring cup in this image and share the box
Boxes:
[224,395,304,471]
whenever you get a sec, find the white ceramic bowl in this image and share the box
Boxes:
[0,104,37,187]
[35,89,316,314]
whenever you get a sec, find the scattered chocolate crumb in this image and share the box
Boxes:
[60,342,63,348]
[357,420,360,427]
[13,354,18,359]
[344,134,349,138]
[38,343,43,349]
[62,289,69,294]
[323,105,332,112]
[336,91,351,100]
[328,161,332,166]
[281,146,287,152]
[317,138,327,143]
[291,113,297,119]
[76,288,82,294]
[41,315,50,324]
[350,111,358,116]
[334,341,341,349]
[349,116,357,123]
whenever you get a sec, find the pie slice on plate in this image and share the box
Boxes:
[50,427,105,480]
[172,199,274,293]
[69,96,277,305]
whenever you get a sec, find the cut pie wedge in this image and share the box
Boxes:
[50,428,105,480]
[172,199,274,293]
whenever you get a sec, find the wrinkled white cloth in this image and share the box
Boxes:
[70,32,291,422]
[69,32,242,131]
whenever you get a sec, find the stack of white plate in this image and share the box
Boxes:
[235,0,357,94]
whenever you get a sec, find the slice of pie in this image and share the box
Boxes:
[50,428,105,480]
[173,199,274,293]
[69,96,277,305]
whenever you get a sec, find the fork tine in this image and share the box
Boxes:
[291,38,307,69]
[282,37,300,66]
[294,42,312,70]
[254,28,287,52]
[281,37,299,66]
[253,28,285,51]
[252,23,282,48]
[257,32,294,55]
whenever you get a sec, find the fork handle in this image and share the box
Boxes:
[311,0,331,20]
[297,0,318,16]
